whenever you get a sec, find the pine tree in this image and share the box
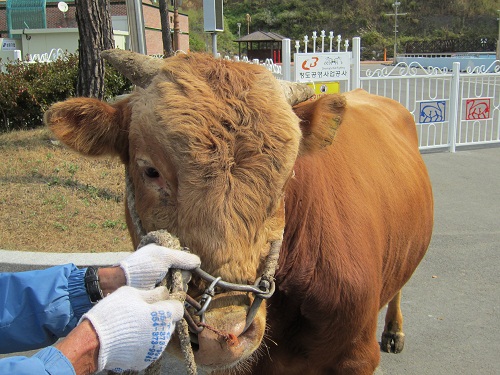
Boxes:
[74,0,115,98]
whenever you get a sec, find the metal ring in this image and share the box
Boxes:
[252,276,276,299]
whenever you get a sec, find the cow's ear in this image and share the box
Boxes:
[44,97,130,163]
[293,94,345,155]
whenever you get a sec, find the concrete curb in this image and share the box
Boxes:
[0,249,132,267]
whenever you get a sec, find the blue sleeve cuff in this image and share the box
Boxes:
[68,267,93,323]
[33,346,76,375]
[0,264,94,354]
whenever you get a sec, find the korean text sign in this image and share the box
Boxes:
[294,52,351,83]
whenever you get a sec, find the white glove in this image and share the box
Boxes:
[81,286,183,372]
[119,243,200,289]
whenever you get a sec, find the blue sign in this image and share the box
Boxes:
[419,101,446,123]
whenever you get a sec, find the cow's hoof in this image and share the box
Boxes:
[381,331,405,353]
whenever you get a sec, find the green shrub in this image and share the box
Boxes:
[0,53,132,132]
[359,30,390,60]
[103,60,133,101]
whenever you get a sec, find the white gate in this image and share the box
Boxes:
[456,67,500,149]
[360,63,456,150]
[360,61,500,151]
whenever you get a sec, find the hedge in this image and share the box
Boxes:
[0,53,132,132]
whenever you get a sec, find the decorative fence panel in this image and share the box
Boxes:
[360,63,456,150]
[359,61,500,151]
[455,69,500,148]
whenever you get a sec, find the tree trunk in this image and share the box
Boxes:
[75,0,115,98]
[158,0,173,57]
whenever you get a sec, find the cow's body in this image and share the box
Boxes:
[263,91,433,373]
[45,52,433,374]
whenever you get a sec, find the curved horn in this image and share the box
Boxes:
[279,81,315,106]
[101,49,163,88]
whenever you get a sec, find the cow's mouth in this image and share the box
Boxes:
[185,292,265,369]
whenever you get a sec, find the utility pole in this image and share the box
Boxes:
[158,0,173,56]
[496,10,499,62]
[246,13,251,35]
[126,0,147,54]
[385,1,407,63]
[173,0,181,51]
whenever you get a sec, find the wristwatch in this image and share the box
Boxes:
[84,266,104,304]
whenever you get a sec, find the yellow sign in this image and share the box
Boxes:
[307,82,340,98]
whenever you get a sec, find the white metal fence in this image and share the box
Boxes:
[247,36,500,152]
[28,48,66,63]
[359,60,500,152]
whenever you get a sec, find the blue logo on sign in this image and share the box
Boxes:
[419,101,446,123]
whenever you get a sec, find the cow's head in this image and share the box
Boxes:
[45,51,344,371]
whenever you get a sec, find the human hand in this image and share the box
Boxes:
[119,243,200,289]
[81,286,182,372]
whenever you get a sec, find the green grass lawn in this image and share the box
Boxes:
[0,128,133,253]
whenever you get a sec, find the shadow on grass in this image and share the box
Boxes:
[0,174,123,203]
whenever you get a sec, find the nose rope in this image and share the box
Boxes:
[186,238,282,335]
[126,168,197,375]
[139,231,197,375]
[125,167,146,241]
[242,237,281,333]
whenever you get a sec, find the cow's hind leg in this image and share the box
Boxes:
[381,290,405,353]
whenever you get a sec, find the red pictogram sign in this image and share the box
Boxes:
[465,98,491,120]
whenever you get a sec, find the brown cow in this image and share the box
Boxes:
[45,51,433,374]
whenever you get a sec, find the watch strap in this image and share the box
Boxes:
[84,266,104,304]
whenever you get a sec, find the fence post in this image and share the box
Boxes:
[448,62,460,153]
[282,38,291,81]
[352,37,361,90]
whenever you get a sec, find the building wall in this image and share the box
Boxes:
[0,3,6,32]
[45,4,78,29]
[142,2,190,54]
[0,1,189,55]
[9,28,128,57]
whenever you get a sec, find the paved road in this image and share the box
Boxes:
[1,146,499,374]
[376,146,500,375]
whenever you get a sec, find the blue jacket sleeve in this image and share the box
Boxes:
[0,346,75,375]
[0,264,93,354]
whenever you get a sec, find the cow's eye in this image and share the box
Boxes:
[144,167,160,178]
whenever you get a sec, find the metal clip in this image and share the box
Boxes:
[253,276,275,299]
[195,276,221,317]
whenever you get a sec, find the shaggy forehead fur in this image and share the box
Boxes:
[128,54,301,278]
